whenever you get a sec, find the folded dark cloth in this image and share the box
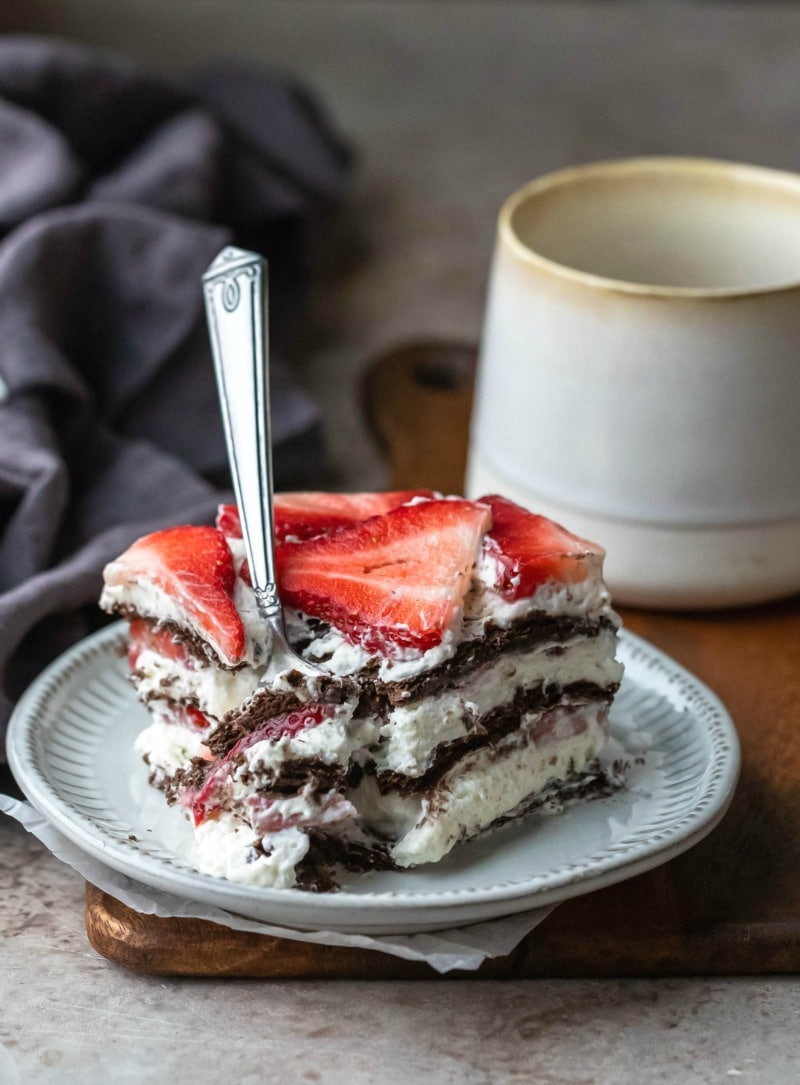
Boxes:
[0,37,352,748]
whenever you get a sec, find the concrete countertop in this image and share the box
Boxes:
[2,3,800,1082]
[3,816,799,1084]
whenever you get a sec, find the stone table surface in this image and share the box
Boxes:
[3,2,800,1082]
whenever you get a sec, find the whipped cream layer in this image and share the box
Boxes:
[372,628,622,777]
[229,708,377,786]
[131,619,620,781]
[132,648,260,721]
[135,718,208,786]
[355,701,610,867]
[193,814,310,888]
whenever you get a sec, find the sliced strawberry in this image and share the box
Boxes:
[228,704,335,759]
[181,705,214,733]
[276,499,491,654]
[127,618,192,670]
[183,704,334,826]
[216,490,436,543]
[182,760,229,827]
[104,526,245,665]
[215,503,243,539]
[480,494,603,600]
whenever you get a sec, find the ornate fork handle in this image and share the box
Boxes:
[203,246,281,624]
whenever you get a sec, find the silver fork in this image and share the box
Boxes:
[203,245,322,685]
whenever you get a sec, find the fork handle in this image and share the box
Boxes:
[203,246,280,620]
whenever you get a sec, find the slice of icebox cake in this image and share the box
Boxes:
[100,490,624,891]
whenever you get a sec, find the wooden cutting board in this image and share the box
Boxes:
[86,342,800,977]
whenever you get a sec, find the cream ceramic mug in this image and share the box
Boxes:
[466,157,800,608]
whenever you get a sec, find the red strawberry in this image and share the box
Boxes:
[480,495,603,600]
[216,490,436,543]
[127,618,192,670]
[181,706,214,732]
[228,704,334,758]
[184,704,334,826]
[215,503,243,539]
[183,760,229,827]
[276,499,491,654]
[104,526,245,665]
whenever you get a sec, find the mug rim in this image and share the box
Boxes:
[499,156,800,299]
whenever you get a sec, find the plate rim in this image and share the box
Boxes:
[5,621,741,931]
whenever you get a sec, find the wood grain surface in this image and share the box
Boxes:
[86,342,800,977]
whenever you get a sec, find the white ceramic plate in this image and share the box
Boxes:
[7,623,739,934]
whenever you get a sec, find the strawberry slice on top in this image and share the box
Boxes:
[217,489,436,544]
[480,494,603,600]
[276,498,491,655]
[103,525,245,665]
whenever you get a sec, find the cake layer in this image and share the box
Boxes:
[370,627,622,779]
[128,611,620,749]
[373,683,614,798]
[132,646,258,721]
[133,626,621,792]
[191,812,391,891]
[354,701,610,867]
[183,701,612,885]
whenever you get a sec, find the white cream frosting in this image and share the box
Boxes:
[134,719,208,784]
[101,579,190,639]
[191,791,358,887]
[468,546,609,620]
[133,648,260,721]
[192,814,309,888]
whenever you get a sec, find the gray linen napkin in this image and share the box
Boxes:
[0,37,352,754]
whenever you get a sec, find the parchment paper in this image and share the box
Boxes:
[1,795,553,975]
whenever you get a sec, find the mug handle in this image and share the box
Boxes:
[361,340,477,494]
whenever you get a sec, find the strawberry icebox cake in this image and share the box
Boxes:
[99,491,624,891]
